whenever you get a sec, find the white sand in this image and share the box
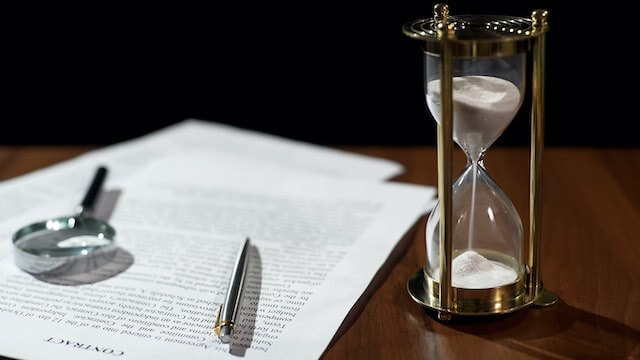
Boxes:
[426,75,521,160]
[433,250,518,289]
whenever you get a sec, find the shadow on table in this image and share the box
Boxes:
[229,245,262,357]
[441,297,640,358]
[30,189,134,286]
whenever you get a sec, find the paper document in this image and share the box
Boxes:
[0,119,403,223]
[0,151,434,360]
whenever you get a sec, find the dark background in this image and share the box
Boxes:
[4,2,635,146]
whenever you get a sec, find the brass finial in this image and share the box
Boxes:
[531,9,549,28]
[434,3,454,36]
[434,3,450,22]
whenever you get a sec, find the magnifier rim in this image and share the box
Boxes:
[12,215,117,258]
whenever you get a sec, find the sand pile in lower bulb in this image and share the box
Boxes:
[433,250,517,289]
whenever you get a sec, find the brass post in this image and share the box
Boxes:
[434,3,454,320]
[528,9,548,300]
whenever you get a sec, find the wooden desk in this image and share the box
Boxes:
[1,146,638,359]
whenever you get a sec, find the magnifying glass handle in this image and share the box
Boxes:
[76,166,108,217]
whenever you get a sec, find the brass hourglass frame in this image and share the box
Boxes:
[404,4,557,320]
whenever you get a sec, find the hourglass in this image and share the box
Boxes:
[404,4,557,319]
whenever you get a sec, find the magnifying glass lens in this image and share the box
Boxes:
[13,217,116,258]
[12,167,118,274]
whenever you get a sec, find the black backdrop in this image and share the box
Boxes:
[4,2,636,146]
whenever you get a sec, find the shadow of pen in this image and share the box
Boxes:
[229,245,262,357]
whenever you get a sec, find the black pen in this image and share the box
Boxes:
[215,237,251,343]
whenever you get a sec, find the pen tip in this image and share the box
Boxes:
[219,325,233,344]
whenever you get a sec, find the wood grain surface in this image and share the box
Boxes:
[1,146,638,359]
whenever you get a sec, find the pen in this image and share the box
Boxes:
[215,237,251,343]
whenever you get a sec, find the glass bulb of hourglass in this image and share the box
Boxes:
[424,54,526,289]
[426,76,521,162]
[426,165,524,288]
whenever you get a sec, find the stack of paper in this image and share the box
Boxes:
[0,120,435,359]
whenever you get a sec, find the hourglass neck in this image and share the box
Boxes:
[465,148,486,168]
[460,133,487,166]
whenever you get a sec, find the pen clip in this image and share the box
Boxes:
[214,303,223,336]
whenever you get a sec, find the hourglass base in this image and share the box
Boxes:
[408,258,556,318]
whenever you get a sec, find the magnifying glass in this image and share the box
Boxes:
[12,166,117,274]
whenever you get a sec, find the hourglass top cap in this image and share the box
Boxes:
[403,4,549,57]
